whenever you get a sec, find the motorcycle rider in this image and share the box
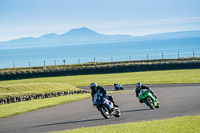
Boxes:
[113,83,123,90]
[135,82,158,103]
[90,82,118,107]
[113,83,119,89]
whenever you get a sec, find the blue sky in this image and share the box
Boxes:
[0,0,200,41]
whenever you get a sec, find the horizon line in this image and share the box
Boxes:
[1,28,200,42]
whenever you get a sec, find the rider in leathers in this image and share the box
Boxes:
[135,82,157,103]
[90,82,118,107]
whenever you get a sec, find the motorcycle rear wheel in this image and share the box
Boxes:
[114,108,121,117]
[155,100,160,108]
[120,87,124,90]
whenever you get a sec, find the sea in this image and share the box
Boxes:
[0,38,200,69]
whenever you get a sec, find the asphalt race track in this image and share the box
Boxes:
[0,84,200,133]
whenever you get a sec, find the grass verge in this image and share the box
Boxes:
[53,115,200,133]
[0,90,129,118]
[0,69,200,87]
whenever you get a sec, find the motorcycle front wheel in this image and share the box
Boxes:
[146,97,154,109]
[99,105,110,119]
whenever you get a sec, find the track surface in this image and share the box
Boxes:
[0,84,200,133]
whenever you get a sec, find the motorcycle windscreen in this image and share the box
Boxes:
[140,89,148,95]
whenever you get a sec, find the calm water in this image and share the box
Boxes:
[0,38,200,68]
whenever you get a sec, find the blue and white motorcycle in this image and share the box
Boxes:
[114,83,124,90]
[93,92,121,119]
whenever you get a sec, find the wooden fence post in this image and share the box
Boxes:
[63,59,66,66]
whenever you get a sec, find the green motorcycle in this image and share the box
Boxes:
[139,89,160,109]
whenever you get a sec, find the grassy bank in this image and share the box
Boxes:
[0,69,200,87]
[0,90,128,118]
[0,83,81,99]
[54,115,200,133]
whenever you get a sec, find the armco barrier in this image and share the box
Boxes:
[0,90,90,105]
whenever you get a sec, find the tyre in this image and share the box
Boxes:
[146,97,154,109]
[156,104,160,108]
[155,100,160,108]
[99,105,110,119]
[120,87,124,90]
[114,108,121,117]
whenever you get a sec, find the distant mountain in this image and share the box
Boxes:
[1,27,200,49]
[8,37,40,44]
[58,27,134,43]
[61,27,104,38]
[39,33,59,39]
[134,30,200,41]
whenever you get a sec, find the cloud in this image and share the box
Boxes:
[1,17,200,33]
[88,17,200,28]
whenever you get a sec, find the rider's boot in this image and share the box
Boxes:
[112,101,118,107]
[114,104,119,107]
[150,90,157,98]
[113,102,118,107]
[154,95,159,104]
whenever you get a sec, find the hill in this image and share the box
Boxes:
[0,27,200,49]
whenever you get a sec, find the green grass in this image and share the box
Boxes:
[0,69,200,87]
[53,115,200,133]
[0,90,129,118]
[0,82,81,99]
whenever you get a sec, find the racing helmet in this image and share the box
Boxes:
[136,82,141,88]
[90,82,97,90]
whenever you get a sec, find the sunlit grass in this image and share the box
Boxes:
[54,115,200,133]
